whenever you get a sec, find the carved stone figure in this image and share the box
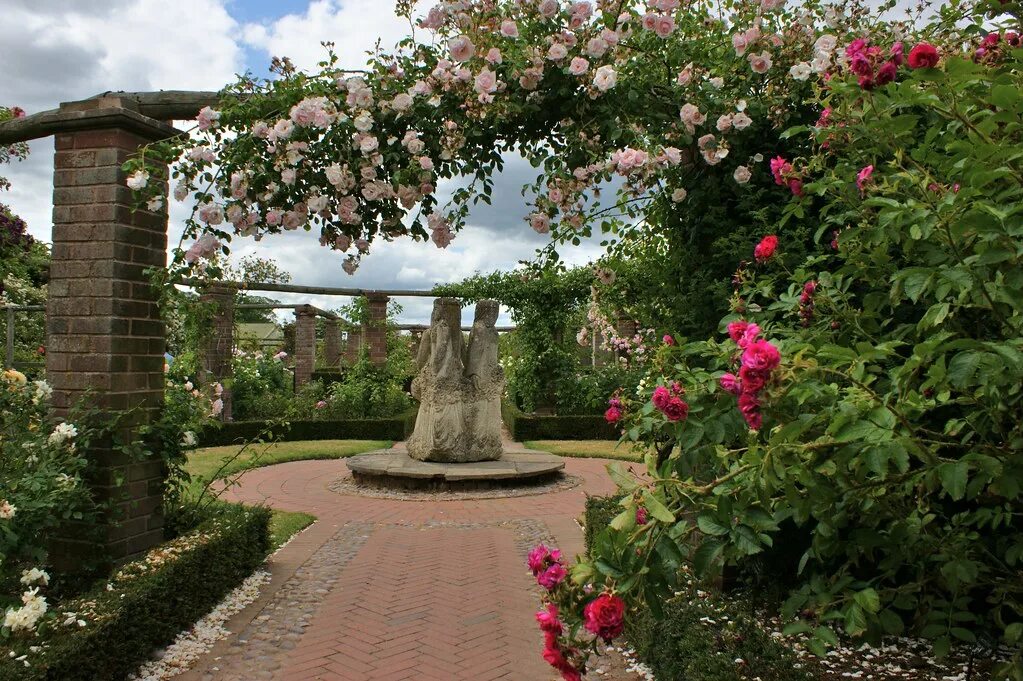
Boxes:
[407,298,504,463]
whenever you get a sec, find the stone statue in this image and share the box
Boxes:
[407,298,504,463]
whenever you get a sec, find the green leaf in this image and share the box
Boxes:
[844,604,868,637]
[697,514,729,536]
[853,588,881,614]
[642,491,675,523]
[991,84,1020,109]
[692,539,724,576]
[938,461,968,500]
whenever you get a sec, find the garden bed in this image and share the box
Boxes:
[199,410,417,447]
[0,504,270,681]
[501,401,618,441]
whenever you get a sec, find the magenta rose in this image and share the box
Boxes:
[741,339,781,372]
[652,385,672,410]
[604,406,623,423]
[719,372,742,395]
[908,42,939,69]
[727,320,750,343]
[583,593,626,642]
[536,604,563,634]
[527,544,553,576]
[663,334,675,346]
[739,365,770,394]
[538,562,568,590]
[738,392,762,429]
[661,396,690,422]
[635,506,648,525]
[753,235,778,262]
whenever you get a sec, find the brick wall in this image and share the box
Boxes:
[323,320,341,368]
[47,121,170,566]
[294,306,316,388]
[344,326,362,364]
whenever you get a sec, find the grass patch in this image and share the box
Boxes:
[184,439,388,549]
[525,439,644,462]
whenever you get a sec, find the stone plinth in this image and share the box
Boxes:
[347,449,565,491]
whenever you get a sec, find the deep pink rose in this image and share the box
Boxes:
[719,372,742,395]
[527,544,551,575]
[604,406,623,423]
[536,604,563,634]
[875,60,897,85]
[788,178,804,196]
[754,235,779,262]
[652,385,672,410]
[661,396,690,422]
[890,42,905,65]
[856,165,874,192]
[635,506,648,525]
[908,42,939,69]
[727,320,750,343]
[538,563,567,589]
[663,334,675,346]
[739,365,770,394]
[741,339,781,372]
[738,392,762,429]
[583,593,626,642]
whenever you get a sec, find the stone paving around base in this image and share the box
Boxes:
[176,449,640,681]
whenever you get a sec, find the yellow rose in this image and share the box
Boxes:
[2,369,28,387]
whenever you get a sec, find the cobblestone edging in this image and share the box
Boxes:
[193,522,374,681]
[328,473,584,501]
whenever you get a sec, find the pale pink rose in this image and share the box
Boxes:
[642,13,657,31]
[716,114,733,132]
[500,19,519,37]
[449,35,475,62]
[431,224,454,248]
[653,15,675,38]
[419,156,434,170]
[732,32,751,56]
[283,211,303,230]
[265,209,282,226]
[569,57,589,75]
[570,1,592,19]
[585,37,608,57]
[731,111,753,130]
[485,47,503,64]
[677,64,693,85]
[391,93,414,111]
[593,65,617,91]
[662,147,682,165]
[272,118,294,140]
[761,0,785,9]
[733,165,752,184]
[474,68,498,94]
[538,0,559,18]
[197,202,224,226]
[601,28,620,45]
[749,51,773,73]
[529,212,551,233]
[281,168,297,185]
[342,257,358,275]
[358,135,379,154]
[548,187,564,204]
[679,103,706,132]
[335,234,352,251]
[355,238,370,253]
[196,106,219,130]
[251,121,269,138]
[547,43,568,61]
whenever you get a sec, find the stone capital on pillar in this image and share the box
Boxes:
[45,102,179,568]
[364,293,390,366]
[294,305,317,388]
[199,283,234,421]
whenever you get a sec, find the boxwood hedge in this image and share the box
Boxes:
[501,401,618,441]
[199,409,417,447]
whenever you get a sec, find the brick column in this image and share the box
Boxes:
[323,320,341,368]
[46,101,178,567]
[199,284,233,421]
[344,325,362,364]
[615,313,637,360]
[364,293,389,366]
[409,327,425,359]
[294,306,316,388]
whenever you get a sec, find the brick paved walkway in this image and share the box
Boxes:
[178,448,633,681]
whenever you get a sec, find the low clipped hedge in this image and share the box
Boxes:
[200,409,417,447]
[0,504,271,681]
[584,496,816,681]
[501,401,618,441]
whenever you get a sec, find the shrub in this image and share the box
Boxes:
[0,504,270,681]
[230,351,293,421]
[583,495,622,556]
[553,365,644,416]
[501,401,618,441]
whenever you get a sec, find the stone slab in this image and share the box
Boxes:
[346,449,565,491]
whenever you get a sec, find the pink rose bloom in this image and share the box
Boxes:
[538,563,567,589]
[500,19,519,37]
[727,320,750,343]
[719,373,742,395]
[788,178,804,197]
[538,0,559,18]
[749,51,773,73]
[652,385,672,410]
[528,545,551,575]
[739,365,769,394]
[419,156,434,171]
[908,42,939,69]
[315,400,327,409]
[211,398,224,416]
[856,165,874,192]
[732,32,751,55]
[653,15,675,38]
[741,339,781,372]
[448,35,475,62]
[583,593,625,642]
[604,406,622,423]
[642,13,657,31]
[679,103,706,132]
[529,212,551,234]
[196,106,219,130]
[635,506,648,525]
[485,47,503,64]
[536,604,563,634]
[663,334,675,346]
[733,165,752,184]
[265,209,282,226]
[474,68,498,94]
[586,37,608,57]
[548,43,568,61]
[569,57,589,75]
[661,396,690,422]
[593,65,617,91]
[875,61,897,85]
[754,235,778,263]
[738,392,762,429]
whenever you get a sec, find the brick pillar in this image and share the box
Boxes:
[294,306,316,388]
[323,320,341,368]
[364,293,389,366]
[344,325,362,364]
[409,327,425,359]
[199,284,233,421]
[615,313,637,360]
[46,101,178,567]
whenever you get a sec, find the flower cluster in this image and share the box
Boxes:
[652,382,689,422]
[528,544,567,591]
[798,280,817,326]
[845,38,903,90]
[753,234,779,263]
[536,603,584,681]
[973,30,1020,63]
[719,320,781,429]
[770,156,803,196]
[604,394,623,424]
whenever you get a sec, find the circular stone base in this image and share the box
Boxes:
[346,449,566,492]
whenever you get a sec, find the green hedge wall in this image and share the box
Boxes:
[0,504,271,681]
[501,401,618,441]
[583,496,817,681]
[200,410,417,447]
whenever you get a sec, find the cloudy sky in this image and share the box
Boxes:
[0,0,605,324]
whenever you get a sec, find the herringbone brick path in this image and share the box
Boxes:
[180,448,631,681]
